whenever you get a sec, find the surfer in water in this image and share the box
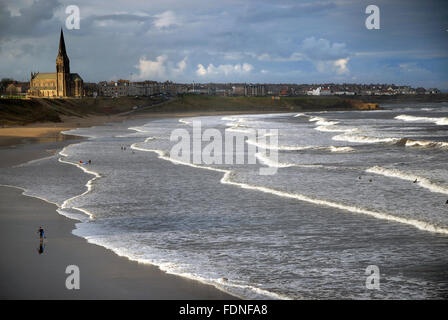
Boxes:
[413,179,418,183]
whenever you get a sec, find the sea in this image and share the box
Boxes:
[1,102,447,299]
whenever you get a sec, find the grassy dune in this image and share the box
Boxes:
[0,95,379,126]
[144,95,380,113]
[0,96,162,126]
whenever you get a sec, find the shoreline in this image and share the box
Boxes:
[0,112,240,299]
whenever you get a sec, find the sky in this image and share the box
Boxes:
[1,0,447,89]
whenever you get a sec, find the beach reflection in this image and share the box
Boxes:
[37,240,45,255]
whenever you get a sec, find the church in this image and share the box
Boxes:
[27,29,84,98]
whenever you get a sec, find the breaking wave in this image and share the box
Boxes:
[395,115,448,126]
[366,166,448,195]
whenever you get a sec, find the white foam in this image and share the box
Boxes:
[333,133,399,144]
[255,153,294,168]
[128,126,150,133]
[366,166,448,195]
[225,127,255,134]
[58,146,101,220]
[179,119,192,125]
[0,184,60,207]
[246,139,316,151]
[12,154,56,168]
[404,139,448,150]
[395,115,448,126]
[309,116,339,126]
[247,139,354,153]
[329,146,355,153]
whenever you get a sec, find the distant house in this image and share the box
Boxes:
[232,86,245,96]
[415,87,426,95]
[5,83,28,96]
[427,88,441,94]
[279,90,289,97]
[319,87,332,96]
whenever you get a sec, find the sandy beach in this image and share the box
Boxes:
[0,113,238,299]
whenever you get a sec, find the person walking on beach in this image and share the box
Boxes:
[38,226,45,240]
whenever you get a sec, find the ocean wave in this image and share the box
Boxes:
[72,229,290,300]
[178,119,192,125]
[315,125,355,133]
[247,139,314,151]
[366,166,448,195]
[12,154,56,168]
[57,146,101,220]
[130,144,448,236]
[329,146,355,152]
[309,116,339,126]
[399,138,448,150]
[333,133,399,144]
[395,115,448,126]
[128,126,151,133]
[225,127,255,134]
[255,153,295,168]
[247,139,354,153]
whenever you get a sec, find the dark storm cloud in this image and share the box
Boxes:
[0,0,62,40]
[238,1,337,23]
[0,0,447,89]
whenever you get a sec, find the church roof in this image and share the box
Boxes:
[70,73,83,81]
[31,72,83,81]
[32,73,57,80]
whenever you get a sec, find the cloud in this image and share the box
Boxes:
[316,58,350,75]
[153,10,180,29]
[300,37,348,61]
[257,52,304,62]
[299,37,351,74]
[0,0,61,40]
[132,55,188,80]
[133,55,167,80]
[174,56,187,73]
[196,62,253,77]
[239,2,336,23]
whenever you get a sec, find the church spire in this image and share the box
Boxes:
[58,28,67,57]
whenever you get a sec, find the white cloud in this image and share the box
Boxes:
[257,52,304,62]
[153,11,180,29]
[316,58,350,75]
[196,62,254,76]
[174,56,188,73]
[300,37,348,61]
[299,37,351,74]
[133,55,188,80]
[333,58,349,74]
